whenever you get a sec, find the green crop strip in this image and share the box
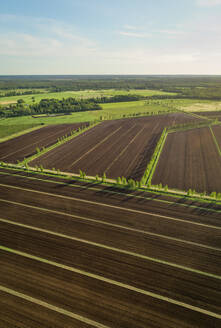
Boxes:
[142,128,168,186]
[210,126,221,157]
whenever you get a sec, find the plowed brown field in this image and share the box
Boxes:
[152,127,221,193]
[196,111,221,121]
[0,123,88,163]
[0,168,220,327]
[30,113,200,180]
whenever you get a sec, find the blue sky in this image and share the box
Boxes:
[1,0,221,74]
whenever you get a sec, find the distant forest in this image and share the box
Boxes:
[1,75,221,100]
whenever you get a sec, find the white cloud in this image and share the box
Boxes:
[0,14,97,58]
[1,13,221,74]
[123,25,139,30]
[196,0,221,6]
[119,31,151,38]
[0,31,97,58]
[157,29,185,36]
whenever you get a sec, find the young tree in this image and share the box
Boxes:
[216,193,221,200]
[122,177,127,185]
[102,172,106,182]
[187,189,192,196]
[210,191,217,198]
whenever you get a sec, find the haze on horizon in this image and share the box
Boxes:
[1,0,221,75]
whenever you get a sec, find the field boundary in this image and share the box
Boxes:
[210,126,221,157]
[1,163,221,206]
[99,108,176,122]
[0,165,221,210]
[179,110,211,121]
[1,179,221,226]
[22,121,100,166]
[142,128,168,186]
[0,124,45,143]
[166,120,217,134]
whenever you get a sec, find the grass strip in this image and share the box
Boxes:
[179,110,211,121]
[210,126,221,157]
[0,125,44,143]
[1,246,221,318]
[142,128,168,185]
[0,167,220,212]
[1,182,221,229]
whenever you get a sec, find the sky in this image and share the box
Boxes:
[0,0,221,75]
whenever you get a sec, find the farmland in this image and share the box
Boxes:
[196,111,221,122]
[0,167,220,327]
[0,123,88,164]
[152,127,221,193]
[212,125,221,150]
[1,75,221,328]
[0,88,177,105]
[0,99,178,127]
[0,124,40,139]
[30,113,201,180]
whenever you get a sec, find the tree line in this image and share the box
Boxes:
[0,90,41,98]
[0,97,102,117]
[1,75,221,100]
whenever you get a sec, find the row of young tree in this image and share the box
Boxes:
[1,158,220,201]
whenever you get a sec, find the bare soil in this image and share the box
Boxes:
[0,123,88,163]
[152,127,221,193]
[0,169,220,327]
[30,113,201,180]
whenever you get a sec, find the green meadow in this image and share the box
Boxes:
[0,89,177,105]
[0,124,40,139]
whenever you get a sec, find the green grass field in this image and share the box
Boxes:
[0,124,40,139]
[179,100,221,112]
[0,89,177,105]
